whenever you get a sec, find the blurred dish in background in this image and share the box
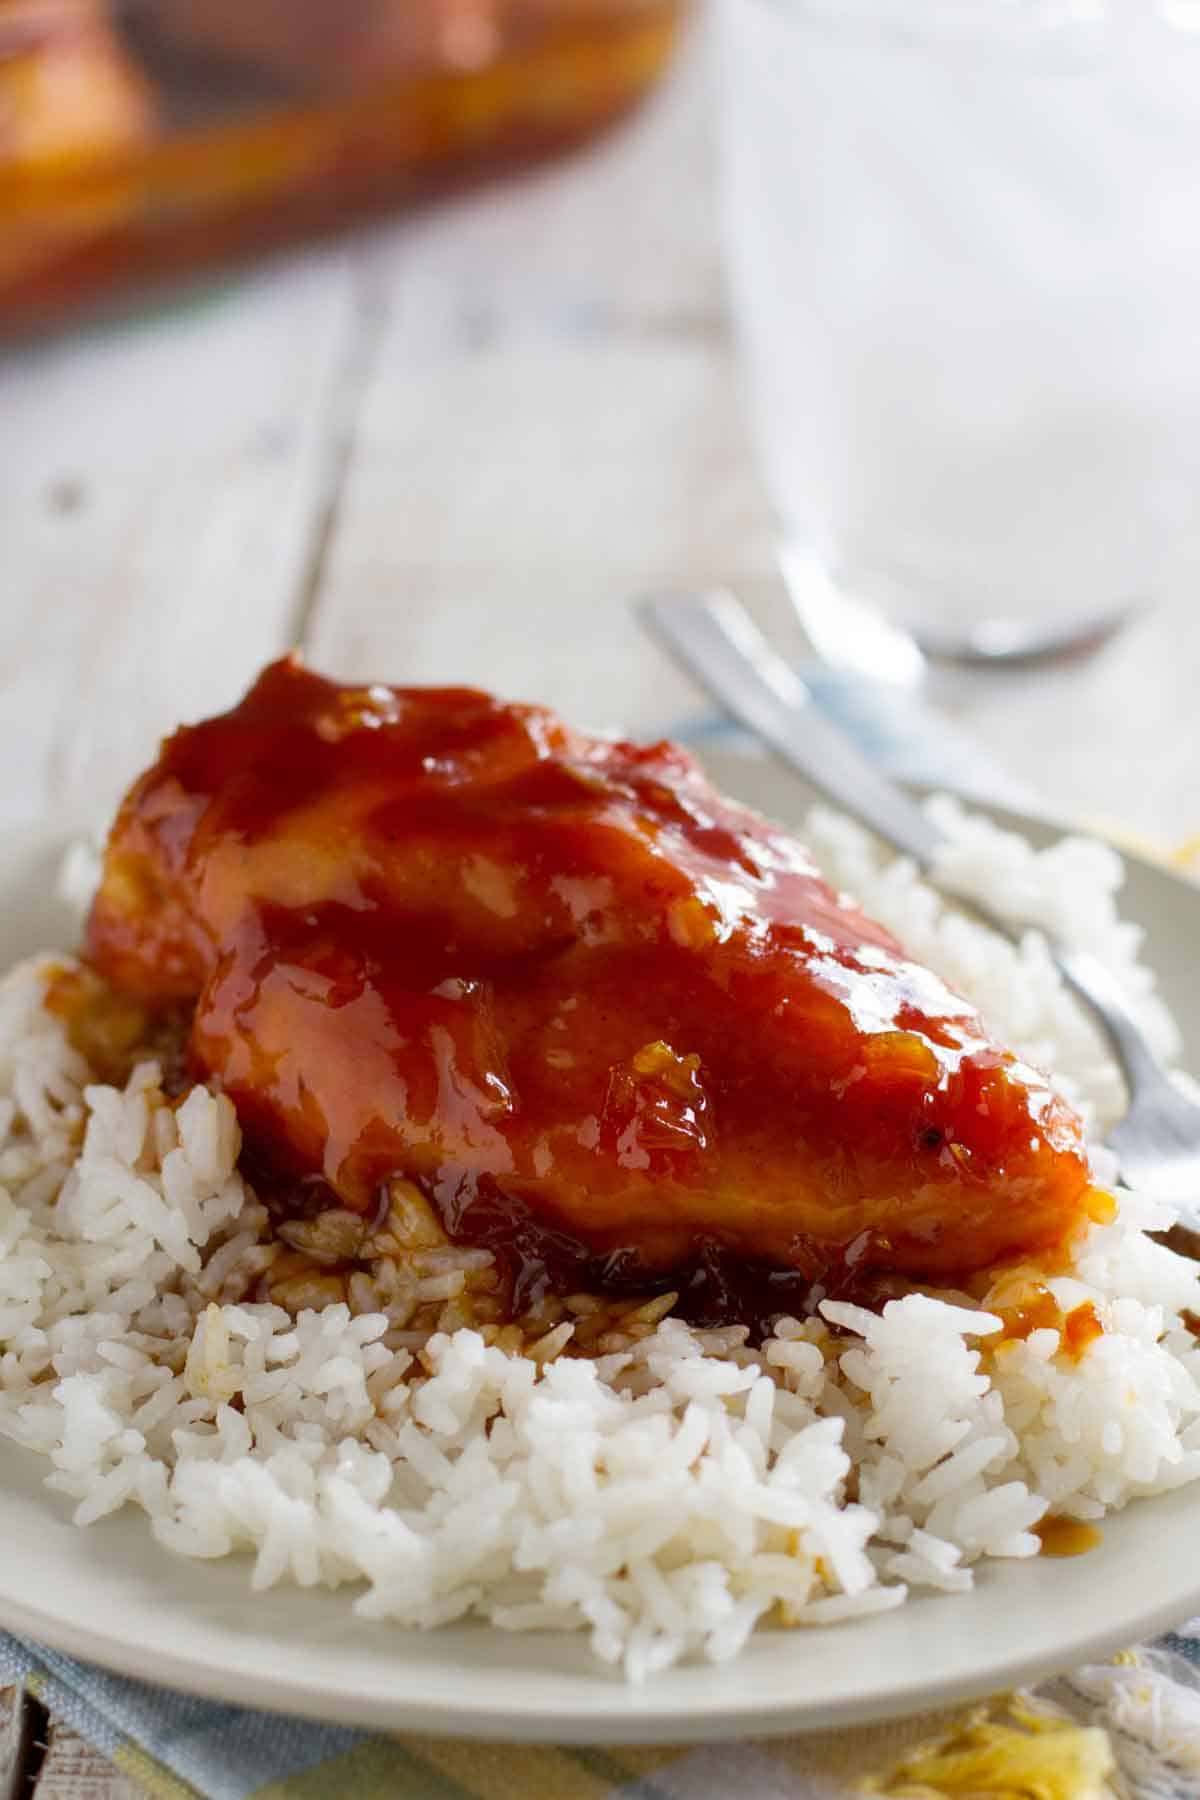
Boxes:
[0,0,682,328]
[1,0,156,296]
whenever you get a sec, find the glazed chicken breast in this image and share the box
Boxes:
[86,658,1093,1313]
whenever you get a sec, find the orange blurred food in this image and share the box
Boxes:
[0,0,154,171]
[0,0,155,288]
[0,0,682,326]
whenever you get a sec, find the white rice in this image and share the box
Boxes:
[2,802,1200,1682]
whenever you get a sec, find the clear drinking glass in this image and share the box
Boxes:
[718,0,1200,657]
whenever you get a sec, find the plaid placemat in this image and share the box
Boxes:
[7,1627,1200,1797]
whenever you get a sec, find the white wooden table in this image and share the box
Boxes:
[0,28,1197,1787]
[2,24,1197,852]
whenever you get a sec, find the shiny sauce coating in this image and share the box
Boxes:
[86,658,1093,1323]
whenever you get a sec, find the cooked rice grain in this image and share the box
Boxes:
[2,804,1200,1681]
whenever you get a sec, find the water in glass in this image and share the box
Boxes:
[719,0,1200,648]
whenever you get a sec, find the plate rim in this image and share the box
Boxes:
[3,795,1200,1743]
[4,1555,1200,1744]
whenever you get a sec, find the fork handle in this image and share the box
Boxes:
[641,587,1164,1112]
[641,590,944,867]
[1052,944,1172,1099]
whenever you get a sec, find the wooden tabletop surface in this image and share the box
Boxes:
[2,27,1197,853]
[0,26,1197,1787]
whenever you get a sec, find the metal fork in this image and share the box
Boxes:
[641,588,1200,1207]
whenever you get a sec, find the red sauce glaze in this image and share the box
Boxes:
[85,658,1093,1320]
[995,1283,1106,1363]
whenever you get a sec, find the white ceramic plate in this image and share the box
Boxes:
[2,756,1200,1745]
